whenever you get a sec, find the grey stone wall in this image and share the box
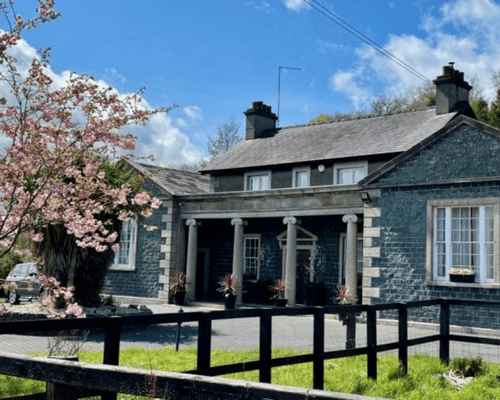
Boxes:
[210,157,392,193]
[103,181,166,299]
[369,125,500,328]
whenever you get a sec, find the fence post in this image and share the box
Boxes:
[102,315,121,400]
[398,303,408,376]
[197,313,212,375]
[440,300,450,365]
[259,309,272,383]
[367,307,377,380]
[313,307,325,390]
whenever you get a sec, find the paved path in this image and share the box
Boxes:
[2,300,500,364]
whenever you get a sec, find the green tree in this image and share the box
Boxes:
[33,159,151,307]
[471,98,490,124]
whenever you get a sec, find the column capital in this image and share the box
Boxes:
[283,216,299,225]
[231,218,247,226]
[342,214,358,224]
[186,219,201,227]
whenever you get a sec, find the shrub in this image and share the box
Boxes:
[450,357,485,377]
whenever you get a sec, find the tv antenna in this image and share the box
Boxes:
[277,66,301,127]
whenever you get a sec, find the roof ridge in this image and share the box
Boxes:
[278,106,436,131]
[137,162,204,175]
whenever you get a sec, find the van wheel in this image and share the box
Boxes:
[8,290,19,305]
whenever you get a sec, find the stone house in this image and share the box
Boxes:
[105,65,500,327]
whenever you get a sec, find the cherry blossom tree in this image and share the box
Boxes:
[0,0,167,304]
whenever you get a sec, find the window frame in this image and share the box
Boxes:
[243,234,261,280]
[293,166,310,188]
[426,198,500,285]
[244,170,271,191]
[110,217,138,271]
[333,161,368,185]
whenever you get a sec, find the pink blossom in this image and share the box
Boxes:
[105,231,118,243]
[0,304,6,316]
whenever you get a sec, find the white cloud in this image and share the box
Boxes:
[103,67,126,84]
[184,105,203,120]
[283,0,309,12]
[176,118,188,128]
[330,69,373,110]
[0,37,204,168]
[331,0,500,108]
[316,39,345,54]
[246,1,272,12]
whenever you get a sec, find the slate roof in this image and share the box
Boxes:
[201,108,458,172]
[126,160,211,196]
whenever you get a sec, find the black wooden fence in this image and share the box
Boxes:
[1,298,500,399]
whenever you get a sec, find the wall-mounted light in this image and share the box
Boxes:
[318,164,325,173]
[360,191,372,204]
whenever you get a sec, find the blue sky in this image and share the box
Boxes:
[6,0,500,167]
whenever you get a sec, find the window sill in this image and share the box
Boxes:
[109,266,136,272]
[425,280,499,289]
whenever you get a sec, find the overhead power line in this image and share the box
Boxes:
[303,0,431,84]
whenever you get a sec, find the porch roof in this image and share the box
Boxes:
[126,160,211,196]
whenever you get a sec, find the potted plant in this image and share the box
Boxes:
[335,285,358,323]
[270,279,288,307]
[217,274,237,309]
[449,268,476,283]
[168,272,186,305]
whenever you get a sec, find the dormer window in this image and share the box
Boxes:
[293,166,310,188]
[245,171,270,191]
[334,161,367,185]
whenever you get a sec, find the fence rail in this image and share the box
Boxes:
[1,298,500,399]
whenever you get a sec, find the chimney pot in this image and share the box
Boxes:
[433,65,472,115]
[244,101,278,140]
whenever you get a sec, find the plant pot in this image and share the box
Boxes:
[450,274,475,283]
[173,291,186,306]
[225,294,236,310]
[273,298,287,307]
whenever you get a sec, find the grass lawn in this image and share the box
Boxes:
[2,348,500,399]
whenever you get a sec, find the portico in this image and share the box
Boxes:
[179,185,369,305]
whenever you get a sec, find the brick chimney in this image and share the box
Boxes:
[433,63,472,115]
[244,101,278,140]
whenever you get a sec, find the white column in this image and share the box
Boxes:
[283,217,298,306]
[185,219,200,301]
[342,214,358,303]
[231,218,245,304]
